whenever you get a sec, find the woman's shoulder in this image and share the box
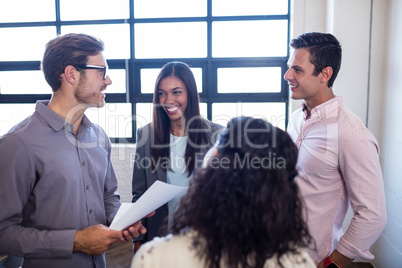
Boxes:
[137,123,152,133]
[135,123,152,146]
[131,231,204,268]
[139,232,193,250]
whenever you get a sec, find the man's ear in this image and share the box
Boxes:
[63,65,78,85]
[320,66,333,85]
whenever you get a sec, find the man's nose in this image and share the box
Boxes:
[283,69,292,81]
[105,75,112,85]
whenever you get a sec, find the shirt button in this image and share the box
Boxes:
[89,209,93,214]
[82,161,86,166]
[86,185,89,190]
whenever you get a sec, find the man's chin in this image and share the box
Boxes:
[290,91,303,100]
[93,99,106,108]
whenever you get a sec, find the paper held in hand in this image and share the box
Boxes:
[109,180,188,231]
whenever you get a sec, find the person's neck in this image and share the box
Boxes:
[304,89,335,119]
[170,120,186,137]
[47,93,86,134]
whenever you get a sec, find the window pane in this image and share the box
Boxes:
[0,71,51,94]
[60,0,129,21]
[140,69,158,94]
[107,69,126,93]
[0,0,55,22]
[212,20,287,57]
[85,103,132,138]
[140,68,203,94]
[61,24,130,59]
[135,22,207,59]
[218,67,281,93]
[213,0,288,16]
[199,102,207,119]
[136,103,153,129]
[135,0,206,18]
[0,69,124,95]
[0,27,56,61]
[212,102,286,130]
[0,104,36,136]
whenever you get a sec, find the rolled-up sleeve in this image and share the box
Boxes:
[337,128,387,260]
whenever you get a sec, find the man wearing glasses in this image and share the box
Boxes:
[0,33,152,267]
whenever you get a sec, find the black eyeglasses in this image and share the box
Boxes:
[74,64,109,80]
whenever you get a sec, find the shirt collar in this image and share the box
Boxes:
[302,96,344,121]
[35,100,93,135]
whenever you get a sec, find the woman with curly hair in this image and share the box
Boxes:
[131,116,315,268]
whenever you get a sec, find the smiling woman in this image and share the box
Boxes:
[131,61,223,253]
[157,76,189,127]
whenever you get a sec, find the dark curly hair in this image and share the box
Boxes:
[170,117,313,268]
[290,32,342,88]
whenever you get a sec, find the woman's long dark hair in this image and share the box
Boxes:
[170,117,313,268]
[151,61,208,175]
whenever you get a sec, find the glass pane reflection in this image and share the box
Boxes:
[136,103,153,129]
[218,67,281,93]
[213,0,288,16]
[212,20,288,57]
[107,69,126,94]
[62,24,130,59]
[0,27,56,61]
[0,0,55,22]
[60,0,129,21]
[135,22,207,59]
[135,0,206,18]
[0,70,51,94]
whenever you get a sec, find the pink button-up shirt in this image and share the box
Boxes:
[287,96,386,263]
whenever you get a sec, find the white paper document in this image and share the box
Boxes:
[110,180,188,230]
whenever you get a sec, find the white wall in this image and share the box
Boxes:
[371,0,402,267]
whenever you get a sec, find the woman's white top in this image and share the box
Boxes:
[131,231,316,268]
[167,134,189,222]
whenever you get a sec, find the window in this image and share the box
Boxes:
[0,0,290,142]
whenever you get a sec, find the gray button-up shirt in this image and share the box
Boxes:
[0,100,120,268]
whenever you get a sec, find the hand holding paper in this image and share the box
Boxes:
[110,180,188,231]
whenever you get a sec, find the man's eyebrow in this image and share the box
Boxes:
[287,64,303,71]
